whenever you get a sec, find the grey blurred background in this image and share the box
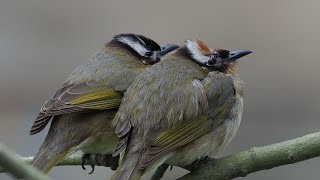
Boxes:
[1,0,320,179]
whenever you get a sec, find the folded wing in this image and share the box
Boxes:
[30,81,123,135]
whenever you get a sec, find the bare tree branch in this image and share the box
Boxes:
[0,144,50,180]
[1,132,320,179]
[0,154,118,173]
[178,131,320,179]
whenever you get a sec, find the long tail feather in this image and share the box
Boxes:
[111,154,143,180]
[32,146,69,174]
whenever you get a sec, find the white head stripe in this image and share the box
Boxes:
[186,40,211,64]
[135,35,146,47]
[117,36,149,56]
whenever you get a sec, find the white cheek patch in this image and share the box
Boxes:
[186,40,211,64]
[151,51,158,61]
[117,36,148,56]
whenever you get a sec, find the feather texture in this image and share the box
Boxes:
[29,34,175,175]
[112,46,243,179]
[30,82,123,135]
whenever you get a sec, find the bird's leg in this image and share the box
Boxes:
[93,153,119,171]
[108,155,120,170]
[81,153,120,174]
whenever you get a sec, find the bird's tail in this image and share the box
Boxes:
[110,153,144,180]
[32,146,70,174]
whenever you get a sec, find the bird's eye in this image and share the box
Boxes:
[207,58,216,65]
[145,52,153,57]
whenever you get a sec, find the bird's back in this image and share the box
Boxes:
[65,43,148,91]
[114,53,209,131]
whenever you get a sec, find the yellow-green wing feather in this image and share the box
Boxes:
[30,81,123,135]
[140,117,212,168]
[140,72,236,168]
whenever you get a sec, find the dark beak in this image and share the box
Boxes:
[222,49,252,63]
[157,44,179,57]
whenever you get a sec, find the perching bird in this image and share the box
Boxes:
[112,39,251,180]
[29,33,179,174]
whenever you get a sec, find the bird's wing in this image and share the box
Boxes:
[139,72,236,168]
[30,81,123,135]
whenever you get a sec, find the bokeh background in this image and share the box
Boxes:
[1,0,320,179]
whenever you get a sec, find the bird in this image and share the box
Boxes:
[112,39,252,180]
[29,33,179,174]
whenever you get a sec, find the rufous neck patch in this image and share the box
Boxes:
[196,40,211,54]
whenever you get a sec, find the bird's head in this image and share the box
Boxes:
[114,33,179,65]
[185,39,252,73]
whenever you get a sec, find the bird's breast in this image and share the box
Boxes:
[222,94,243,147]
[166,94,243,166]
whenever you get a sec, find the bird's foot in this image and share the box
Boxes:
[81,154,95,174]
[81,153,120,174]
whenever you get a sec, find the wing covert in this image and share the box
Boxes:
[30,81,123,135]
